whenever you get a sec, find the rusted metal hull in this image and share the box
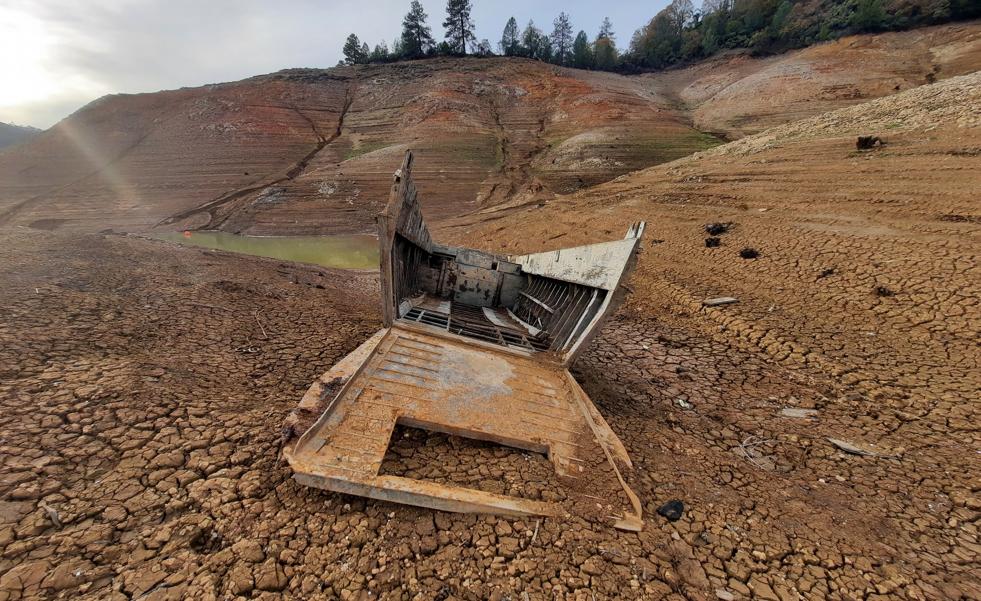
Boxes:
[284,151,646,529]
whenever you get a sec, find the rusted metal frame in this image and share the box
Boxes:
[449,321,502,345]
[379,151,434,327]
[513,278,551,331]
[541,280,565,311]
[448,314,507,344]
[549,285,590,349]
[561,290,600,352]
[394,320,539,360]
[519,290,555,314]
[293,472,557,518]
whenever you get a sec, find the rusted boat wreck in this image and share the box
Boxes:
[283,152,646,530]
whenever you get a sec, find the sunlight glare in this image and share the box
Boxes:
[0,6,106,116]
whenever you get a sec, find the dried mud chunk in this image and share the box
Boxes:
[705,237,721,247]
[739,248,760,259]
[226,562,254,595]
[255,558,288,591]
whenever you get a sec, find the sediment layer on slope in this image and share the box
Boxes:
[439,74,980,594]
[0,59,717,235]
[647,20,981,138]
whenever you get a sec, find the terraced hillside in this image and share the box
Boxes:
[648,20,981,138]
[0,59,717,235]
[3,20,979,237]
[442,72,981,599]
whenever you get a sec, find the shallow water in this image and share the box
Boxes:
[154,231,379,270]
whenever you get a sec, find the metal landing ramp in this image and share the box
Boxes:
[285,325,643,529]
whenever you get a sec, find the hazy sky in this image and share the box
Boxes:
[0,0,671,129]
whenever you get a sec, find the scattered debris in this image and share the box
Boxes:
[675,398,694,410]
[739,247,760,259]
[817,267,835,279]
[38,502,61,528]
[874,285,895,297]
[780,407,819,418]
[702,296,738,307]
[856,135,884,150]
[253,309,268,339]
[827,437,895,457]
[704,222,731,236]
[705,237,721,247]
[656,500,684,522]
[736,436,776,471]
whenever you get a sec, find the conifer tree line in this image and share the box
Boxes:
[341,0,981,71]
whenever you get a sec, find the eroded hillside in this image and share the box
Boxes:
[440,72,981,598]
[2,20,979,237]
[0,59,716,235]
[648,21,981,138]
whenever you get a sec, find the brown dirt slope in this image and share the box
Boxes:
[439,72,981,599]
[648,20,981,139]
[0,59,717,236]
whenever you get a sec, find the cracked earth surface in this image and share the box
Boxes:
[1,62,980,601]
[2,163,978,601]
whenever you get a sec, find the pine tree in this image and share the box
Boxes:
[551,12,574,65]
[593,18,618,71]
[400,1,434,59]
[342,34,367,65]
[538,35,554,62]
[521,20,544,59]
[500,16,520,56]
[851,0,887,32]
[598,17,615,41]
[572,30,593,68]
[443,0,476,55]
[370,41,390,63]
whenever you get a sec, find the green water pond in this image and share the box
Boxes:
[154,231,379,270]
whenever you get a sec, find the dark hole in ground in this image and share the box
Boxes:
[378,424,567,502]
[705,237,721,248]
[190,525,224,554]
[874,285,895,297]
[739,248,760,259]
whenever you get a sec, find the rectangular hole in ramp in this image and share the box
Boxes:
[378,425,568,503]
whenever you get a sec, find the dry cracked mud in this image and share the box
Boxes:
[2,148,979,601]
[1,23,980,601]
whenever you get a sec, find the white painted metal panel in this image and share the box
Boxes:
[508,237,640,290]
